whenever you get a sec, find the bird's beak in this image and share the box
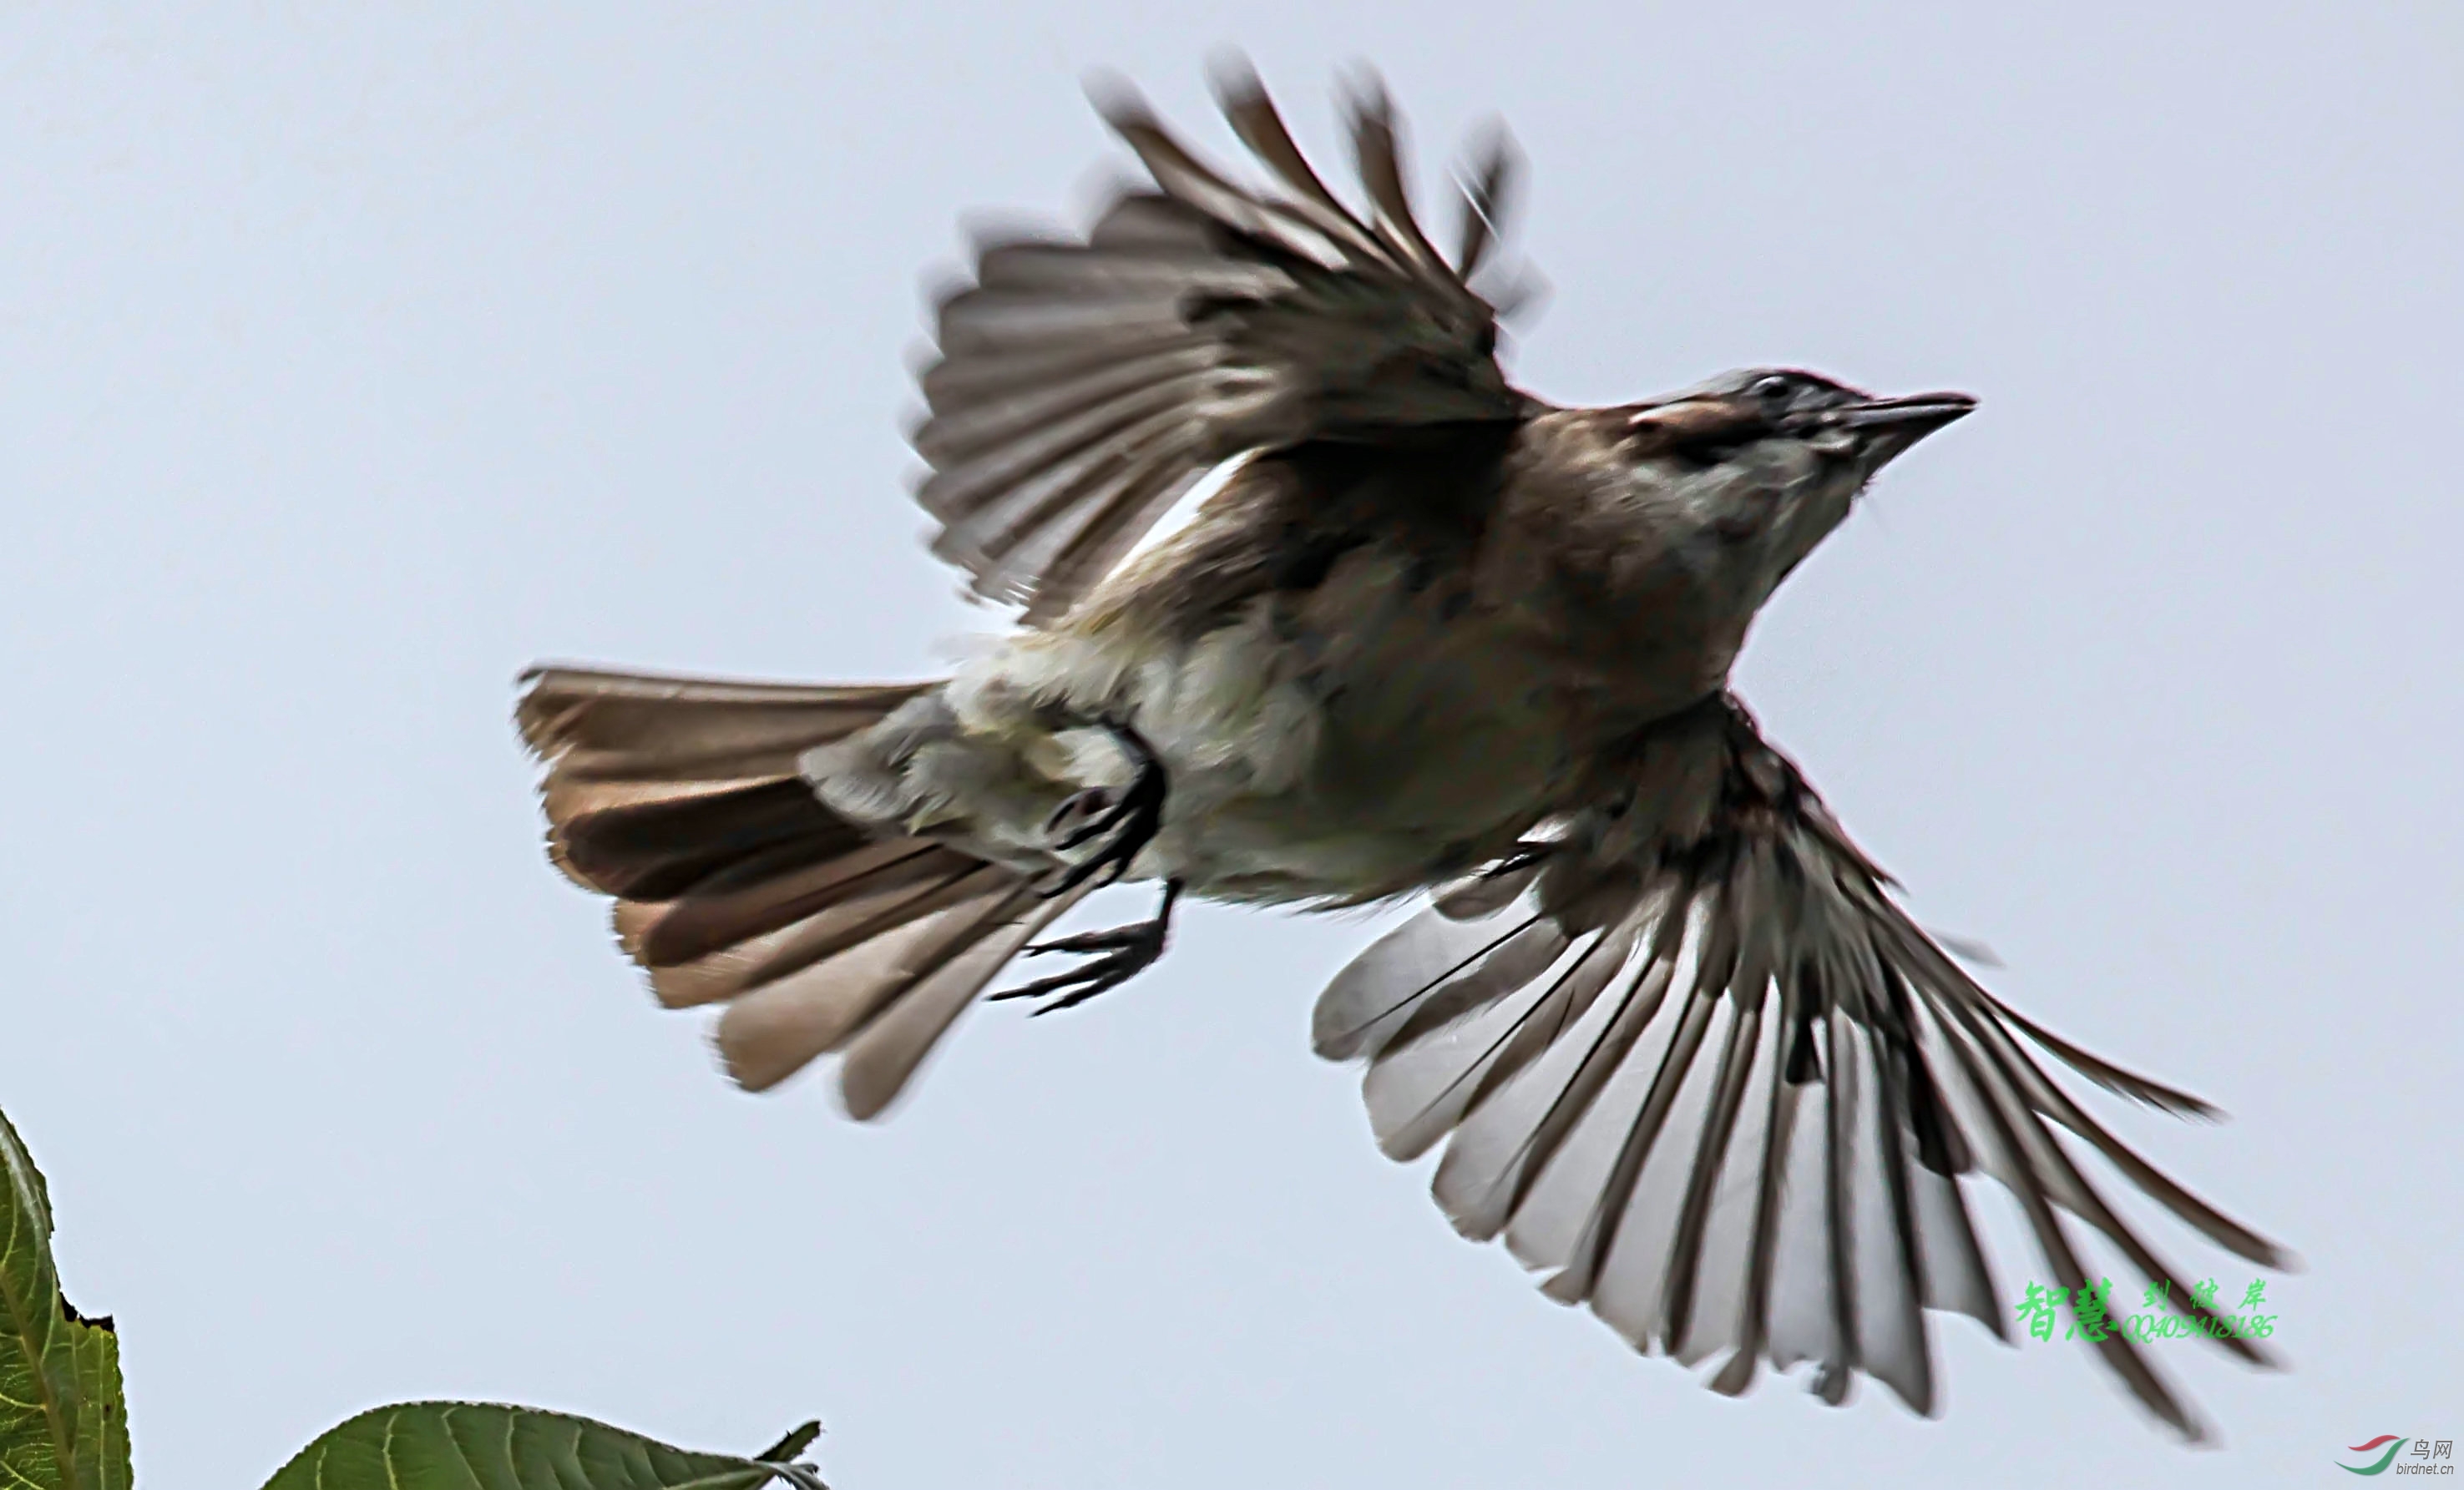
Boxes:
[1836,391,1976,470]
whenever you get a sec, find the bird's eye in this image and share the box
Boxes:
[1750,374,1795,405]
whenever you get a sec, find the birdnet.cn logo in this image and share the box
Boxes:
[2339,1437,2455,1476]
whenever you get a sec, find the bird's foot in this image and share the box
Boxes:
[1038,720,1168,897]
[993,880,1183,1015]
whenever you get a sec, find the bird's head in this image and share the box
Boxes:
[1612,368,1975,605]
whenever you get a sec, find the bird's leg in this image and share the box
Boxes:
[1035,718,1168,898]
[993,878,1184,1016]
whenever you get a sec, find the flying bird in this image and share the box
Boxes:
[517,64,2288,1439]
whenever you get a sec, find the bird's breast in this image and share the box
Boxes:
[1118,545,1654,902]
[956,527,1744,904]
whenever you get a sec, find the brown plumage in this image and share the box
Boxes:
[517,61,2289,1440]
[518,667,1095,1112]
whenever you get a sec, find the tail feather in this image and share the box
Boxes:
[837,881,1090,1119]
[719,872,1092,1106]
[629,846,985,1008]
[621,837,965,972]
[518,665,929,780]
[559,778,867,902]
[517,664,1050,1114]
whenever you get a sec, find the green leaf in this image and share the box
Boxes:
[752,1422,822,1465]
[0,1104,134,1490]
[261,1404,831,1490]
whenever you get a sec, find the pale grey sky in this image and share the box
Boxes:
[5,5,2460,1487]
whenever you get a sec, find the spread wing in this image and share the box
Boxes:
[1313,693,2290,1441]
[912,62,1535,624]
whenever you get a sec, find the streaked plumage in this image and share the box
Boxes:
[517,62,2287,1441]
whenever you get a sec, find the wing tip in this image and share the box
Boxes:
[1309,997,1374,1061]
[1082,67,1156,139]
[1202,46,1263,110]
[1334,59,1394,124]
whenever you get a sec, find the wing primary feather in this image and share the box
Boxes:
[1382,922,1591,1065]
[1987,987,2222,1120]
[1872,955,1972,1175]
[1092,83,1348,268]
[1317,909,1551,1058]
[1820,998,1867,1404]
[1452,122,1517,278]
[1341,72,1450,279]
[1880,968,2013,1335]
[1658,1001,1755,1351]
[979,409,1217,609]
[1018,457,1220,625]
[918,329,1196,408]
[1838,952,1945,1413]
[1490,927,1684,1230]
[934,415,1202,609]
[1662,887,1775,1357]
[1209,59,1394,268]
[1935,996,2283,1368]
[1710,970,1804,1398]
[1931,1005,2210,1442]
[1459,920,1642,1115]
[1364,922,1576,1159]
[1928,973,2291,1270]
[914,344,1210,470]
[1434,920,1681,1243]
[1542,896,1737,1306]
[1873,913,2221,1120]
[916,382,1188,527]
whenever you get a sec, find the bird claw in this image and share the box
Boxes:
[992,881,1183,1015]
[1037,720,1167,898]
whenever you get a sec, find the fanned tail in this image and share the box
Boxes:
[516,665,1086,1116]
